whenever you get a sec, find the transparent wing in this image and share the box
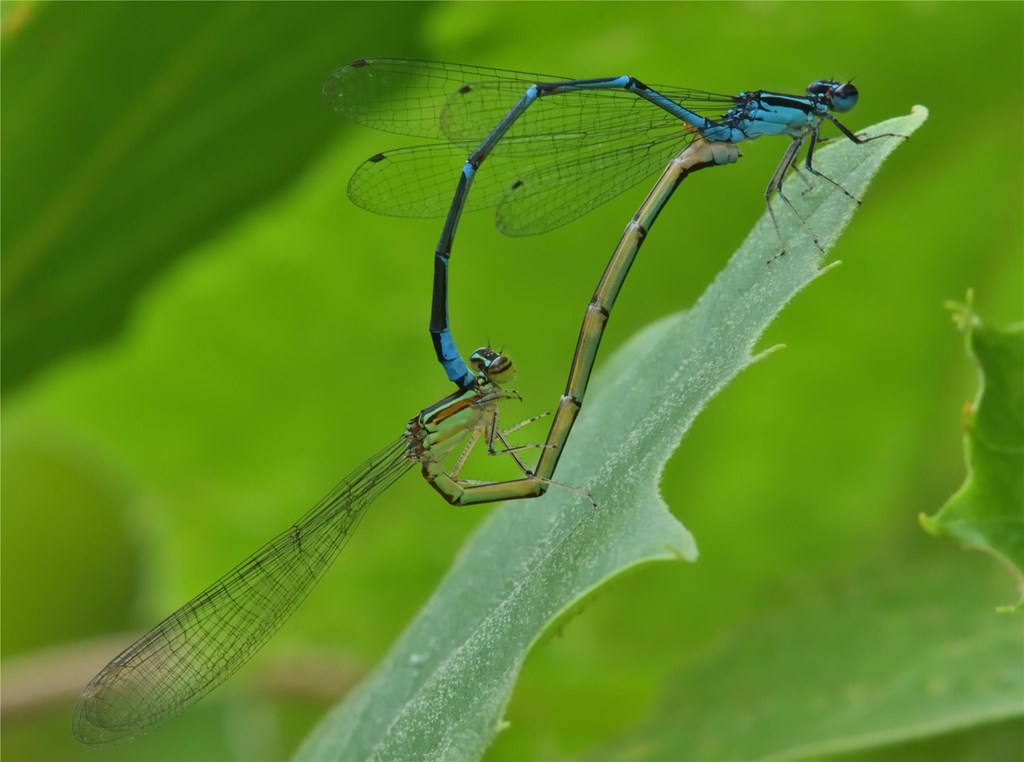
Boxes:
[73,438,412,747]
[439,81,689,151]
[495,129,696,236]
[323,58,569,141]
[347,143,529,219]
[324,58,741,148]
[348,128,695,235]
[329,58,745,234]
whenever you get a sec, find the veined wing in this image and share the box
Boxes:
[347,125,693,235]
[73,438,412,746]
[324,58,741,152]
[323,58,569,141]
[347,142,528,219]
[496,130,697,236]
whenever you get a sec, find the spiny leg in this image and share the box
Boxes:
[449,427,484,480]
[499,409,550,438]
[765,134,823,262]
[492,428,595,505]
[486,410,554,472]
[802,126,862,205]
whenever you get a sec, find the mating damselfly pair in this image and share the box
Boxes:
[74,58,900,746]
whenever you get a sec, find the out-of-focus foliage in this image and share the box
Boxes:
[1,2,427,393]
[921,298,1024,611]
[2,3,1021,762]
[598,552,1023,761]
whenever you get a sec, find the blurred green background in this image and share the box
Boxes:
[2,3,1021,761]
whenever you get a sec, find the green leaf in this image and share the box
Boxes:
[594,552,1024,761]
[0,2,426,394]
[296,108,929,761]
[921,297,1024,611]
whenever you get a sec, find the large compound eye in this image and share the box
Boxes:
[487,357,516,385]
[829,82,859,113]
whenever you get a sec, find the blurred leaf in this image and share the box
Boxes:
[826,717,1024,762]
[0,427,138,654]
[594,552,1024,762]
[0,2,427,394]
[921,297,1024,611]
[296,109,927,761]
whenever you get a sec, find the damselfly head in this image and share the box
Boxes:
[807,80,859,113]
[469,347,516,384]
